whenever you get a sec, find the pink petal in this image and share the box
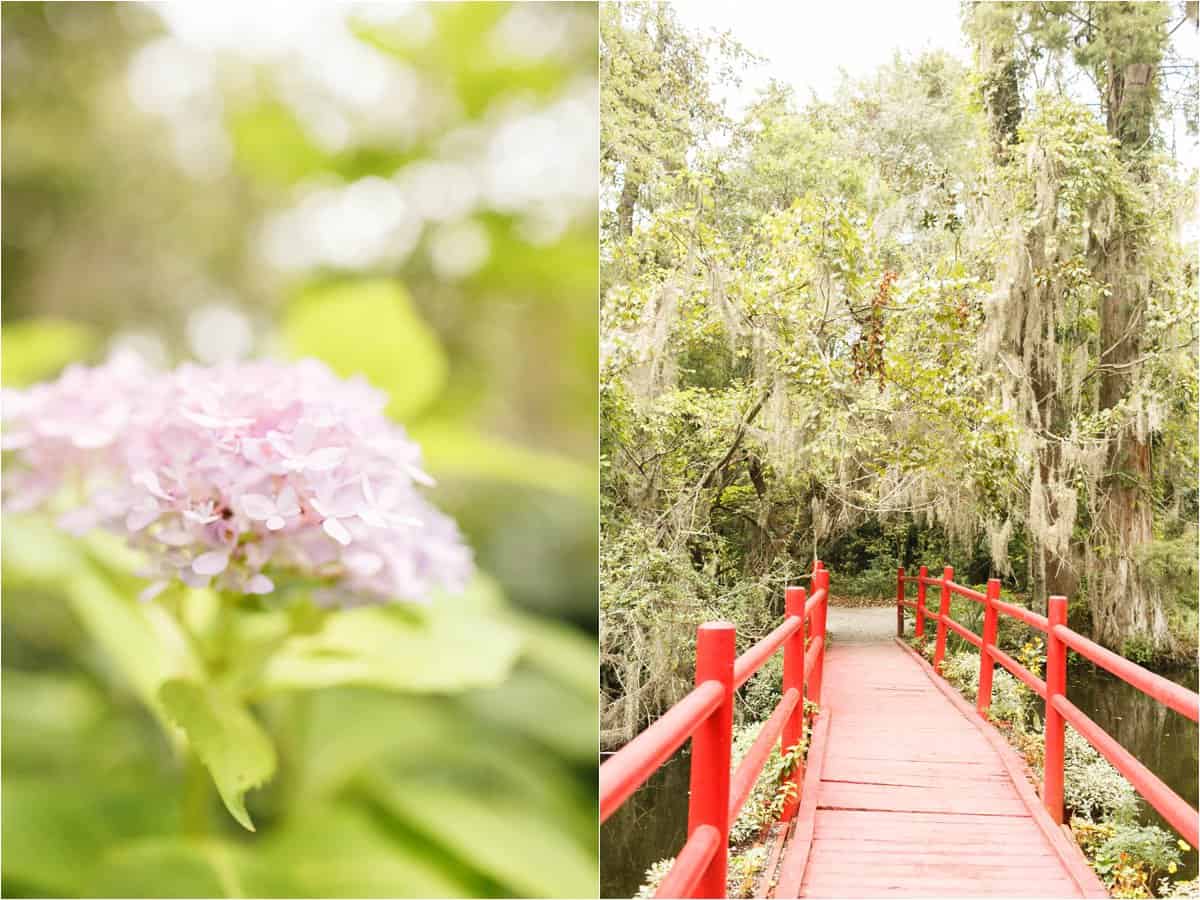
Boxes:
[322,517,352,546]
[241,493,276,520]
[276,485,300,516]
[126,506,160,532]
[245,574,274,594]
[70,426,115,448]
[157,526,194,547]
[355,503,387,528]
[58,507,99,535]
[192,551,230,576]
[132,469,172,500]
[408,465,436,487]
[266,515,286,531]
[345,551,383,577]
[304,447,347,471]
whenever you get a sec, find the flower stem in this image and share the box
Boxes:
[184,752,212,837]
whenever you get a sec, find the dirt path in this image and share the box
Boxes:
[824,604,897,644]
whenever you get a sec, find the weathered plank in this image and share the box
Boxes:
[769,640,1107,898]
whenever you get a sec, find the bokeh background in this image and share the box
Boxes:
[2,3,598,897]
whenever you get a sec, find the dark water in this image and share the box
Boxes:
[600,664,1199,898]
[600,746,691,898]
[1068,662,1199,882]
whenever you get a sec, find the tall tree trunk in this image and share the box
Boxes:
[1089,36,1171,653]
[617,173,638,238]
[980,34,1023,163]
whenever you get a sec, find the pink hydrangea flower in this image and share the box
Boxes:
[2,353,472,605]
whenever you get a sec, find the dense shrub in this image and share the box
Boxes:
[1073,819,1189,898]
[634,858,674,899]
[728,719,805,844]
[1063,728,1141,822]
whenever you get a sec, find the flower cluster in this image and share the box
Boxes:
[2,353,471,605]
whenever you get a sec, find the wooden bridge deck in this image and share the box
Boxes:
[765,640,1107,898]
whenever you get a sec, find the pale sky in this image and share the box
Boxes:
[673,0,1198,171]
[674,0,970,116]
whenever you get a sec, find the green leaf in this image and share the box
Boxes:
[158,679,277,831]
[89,838,250,899]
[1,774,180,897]
[413,422,596,503]
[511,612,598,698]
[465,664,597,762]
[283,279,448,421]
[1,317,96,386]
[1,514,84,585]
[258,578,522,695]
[227,101,328,187]
[66,569,197,719]
[369,771,598,898]
[254,803,476,898]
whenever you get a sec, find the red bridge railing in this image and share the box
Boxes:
[897,565,1200,847]
[600,561,831,899]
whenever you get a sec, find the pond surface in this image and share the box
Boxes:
[600,661,1199,898]
[1068,662,1199,882]
[600,746,690,898]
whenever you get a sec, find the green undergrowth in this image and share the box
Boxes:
[634,701,817,899]
[905,628,1194,898]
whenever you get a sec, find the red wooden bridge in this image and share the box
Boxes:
[600,562,1200,898]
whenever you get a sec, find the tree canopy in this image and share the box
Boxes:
[600,1,1198,744]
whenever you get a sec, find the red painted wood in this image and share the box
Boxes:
[1044,595,1068,823]
[942,613,982,648]
[990,643,1048,698]
[687,622,735,899]
[602,577,831,897]
[772,641,1104,898]
[730,688,801,821]
[977,578,1000,716]
[915,565,927,637]
[994,596,1049,632]
[654,825,720,899]
[734,615,803,690]
[773,710,831,898]
[754,821,791,899]
[599,678,723,822]
[1053,693,1199,847]
[780,587,806,821]
[893,638,1107,898]
[809,568,829,704]
[1053,624,1200,722]
[933,566,952,672]
[951,581,987,604]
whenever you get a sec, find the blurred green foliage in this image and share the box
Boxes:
[1,2,598,897]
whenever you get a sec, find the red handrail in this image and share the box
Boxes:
[600,561,831,898]
[897,565,1200,848]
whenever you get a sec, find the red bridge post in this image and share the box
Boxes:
[933,565,953,673]
[781,586,806,821]
[977,578,1001,716]
[1044,594,1068,823]
[811,563,829,705]
[916,564,928,637]
[688,621,735,898]
[896,566,906,636]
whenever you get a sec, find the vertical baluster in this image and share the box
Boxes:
[811,563,829,705]
[688,622,736,898]
[916,564,928,638]
[897,566,906,637]
[933,565,953,673]
[977,578,1001,716]
[780,586,806,821]
[1044,595,1068,823]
